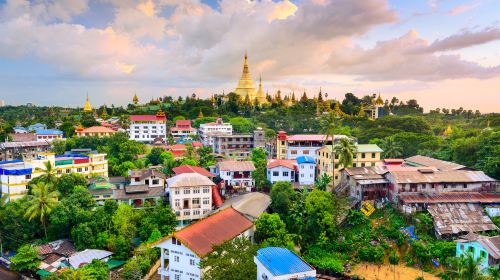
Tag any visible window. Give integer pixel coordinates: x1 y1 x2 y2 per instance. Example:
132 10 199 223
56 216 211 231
273 171 279 176
184 210 190 216
303 150 310 154
372 153 376 158
190 259 196 266
203 187 210 193
172 238 177 244
203 198 210 205
361 163 365 167
174 274 180 280
463 184 467 188
25 174 31 180
193 210 200 216
184 188 190 195
481 250 487 258
301 174 304 178
193 188 200 194
174 189 180 195
77 168 82 172
175 199 180 207
283 171 289 177
361 153 366 159
192 198 200 205
469 247 475 254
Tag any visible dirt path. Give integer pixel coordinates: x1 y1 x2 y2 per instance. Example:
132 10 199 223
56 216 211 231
350 263 440 280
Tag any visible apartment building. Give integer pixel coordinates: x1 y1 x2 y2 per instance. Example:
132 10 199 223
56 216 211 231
276 131 349 160
0 141 51 161
198 118 232 147
216 160 256 192
170 120 197 139
212 128 265 160
128 111 167 143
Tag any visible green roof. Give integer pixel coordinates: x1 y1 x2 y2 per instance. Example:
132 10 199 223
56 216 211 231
356 144 383 153
36 269 52 276
107 259 126 270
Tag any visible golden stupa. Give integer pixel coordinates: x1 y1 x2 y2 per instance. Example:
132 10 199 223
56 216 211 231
255 76 268 104
234 52 257 100
83 94 92 112
374 93 384 106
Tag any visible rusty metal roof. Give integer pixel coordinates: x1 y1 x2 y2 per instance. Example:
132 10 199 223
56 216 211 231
427 203 498 237
400 192 500 204
391 170 496 184
457 233 500 259
405 155 466 171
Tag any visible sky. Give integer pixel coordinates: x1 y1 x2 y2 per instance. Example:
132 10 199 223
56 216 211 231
0 0 499 112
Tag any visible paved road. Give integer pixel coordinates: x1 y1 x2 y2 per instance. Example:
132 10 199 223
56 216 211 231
0 266 20 280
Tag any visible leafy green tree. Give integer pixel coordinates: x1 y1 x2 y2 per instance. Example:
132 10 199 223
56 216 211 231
71 223 95 250
146 147 165 165
200 237 258 280
251 148 269 191
10 244 40 272
59 121 76 138
52 139 67 154
57 173 87 197
82 259 109 280
229 117 256 133
25 182 59 238
40 161 57 187
315 173 332 191
197 146 216 168
270 181 295 217
121 258 142 280
379 136 403 158
255 213 292 248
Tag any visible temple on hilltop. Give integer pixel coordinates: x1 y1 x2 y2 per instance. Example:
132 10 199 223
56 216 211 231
234 52 268 104
83 94 92 112
363 93 385 119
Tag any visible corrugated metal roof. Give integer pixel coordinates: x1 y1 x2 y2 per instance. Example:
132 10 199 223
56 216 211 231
217 160 255 172
256 247 314 276
172 165 215 177
457 233 500 259
405 155 466 171
1 141 50 148
400 192 500 204
428 203 498 237
68 249 113 269
391 170 496 184
167 173 214 188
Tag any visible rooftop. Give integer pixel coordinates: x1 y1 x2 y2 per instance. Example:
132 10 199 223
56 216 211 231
157 207 253 257
172 165 215 177
35 129 63 135
10 133 37 142
1 140 50 148
256 247 315 276
215 192 271 221
167 173 214 188
457 233 500 259
390 169 496 184
267 159 296 170
68 249 113 269
129 115 166 121
217 160 256 172
296 156 315 164
77 126 116 133
405 155 466 171
428 203 498 237
399 192 500 204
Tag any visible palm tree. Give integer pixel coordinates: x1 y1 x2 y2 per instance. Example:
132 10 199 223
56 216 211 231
463 253 484 280
488 266 500 280
446 255 466 280
40 161 57 187
315 173 332 191
24 182 59 238
334 137 357 189
379 136 403 159
320 112 341 190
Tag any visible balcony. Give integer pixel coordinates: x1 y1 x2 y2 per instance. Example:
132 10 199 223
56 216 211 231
157 266 169 276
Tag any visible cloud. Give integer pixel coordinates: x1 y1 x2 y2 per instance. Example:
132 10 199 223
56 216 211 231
448 2 481 16
413 27 500 53
0 0 89 22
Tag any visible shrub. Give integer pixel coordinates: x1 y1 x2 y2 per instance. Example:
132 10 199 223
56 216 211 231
358 246 384 264
389 251 399 265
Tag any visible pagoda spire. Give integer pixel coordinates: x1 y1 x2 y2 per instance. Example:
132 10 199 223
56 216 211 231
234 51 256 100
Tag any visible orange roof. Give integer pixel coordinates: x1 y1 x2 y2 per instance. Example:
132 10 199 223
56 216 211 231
77 126 116 133
174 207 253 257
267 159 296 170
172 165 215 177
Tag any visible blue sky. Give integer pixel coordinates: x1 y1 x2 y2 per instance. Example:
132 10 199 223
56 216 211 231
0 0 499 111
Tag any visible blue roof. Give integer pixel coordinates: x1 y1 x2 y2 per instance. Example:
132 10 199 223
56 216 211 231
36 129 63 135
296 156 315 164
256 247 314 276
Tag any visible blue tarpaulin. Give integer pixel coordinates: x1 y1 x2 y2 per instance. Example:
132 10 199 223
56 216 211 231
401 226 420 241
0 167 32 175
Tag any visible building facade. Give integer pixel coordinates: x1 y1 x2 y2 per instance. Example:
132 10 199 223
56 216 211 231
76 126 117 137
266 159 296 184
198 118 232 147
0 141 51 161
456 233 500 271
167 173 214 225
297 156 316 185
212 128 265 160
128 111 167 143
316 144 383 184
170 120 197 139
35 129 64 142
216 161 256 192
276 131 349 160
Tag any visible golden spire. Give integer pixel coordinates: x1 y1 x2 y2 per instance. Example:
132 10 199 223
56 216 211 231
156 108 166 118
255 75 268 105
375 93 384 106
83 93 92 112
234 52 257 101
357 104 366 117
133 93 139 104
443 124 453 136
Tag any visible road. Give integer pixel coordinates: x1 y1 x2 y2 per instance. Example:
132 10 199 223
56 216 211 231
0 266 20 280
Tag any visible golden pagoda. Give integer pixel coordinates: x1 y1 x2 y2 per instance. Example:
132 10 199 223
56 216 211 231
234 52 257 101
255 76 268 104
443 124 453 137
133 93 139 105
83 94 92 112
374 93 384 106
156 109 166 118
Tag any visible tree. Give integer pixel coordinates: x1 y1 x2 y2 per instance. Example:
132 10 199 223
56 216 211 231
197 146 215 168
82 259 109 280
334 137 356 189
52 139 67 154
59 121 76 138
40 161 57 186
255 213 292 248
229 117 256 133
251 148 269 191
146 147 165 166
270 182 295 217
315 173 332 191
121 258 142 280
10 244 40 272
320 112 341 188
25 182 59 238
200 237 258 280
379 136 403 158
57 173 87 197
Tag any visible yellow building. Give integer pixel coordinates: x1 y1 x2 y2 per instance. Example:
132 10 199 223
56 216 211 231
316 144 383 183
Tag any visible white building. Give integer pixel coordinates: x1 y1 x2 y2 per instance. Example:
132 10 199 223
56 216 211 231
266 159 296 184
170 120 197 139
167 173 215 225
255 247 316 280
198 118 232 147
129 112 167 143
0 152 108 202
152 207 254 280
296 156 315 185
216 160 256 192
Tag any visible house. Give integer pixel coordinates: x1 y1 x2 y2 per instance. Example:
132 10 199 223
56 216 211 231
152 207 254 280
316 143 383 185
275 131 349 160
172 165 215 178
170 120 197 139
254 247 316 280
128 111 167 143
88 176 116 205
212 192 271 221
35 129 63 142
266 159 297 184
212 128 265 160
456 233 500 271
10 133 37 142
167 173 215 225
399 192 500 213
427 203 498 239
113 169 166 207
296 156 316 186
166 142 203 159
13 126 28 134
76 126 117 137
341 166 390 204
36 239 77 274
0 152 108 202
27 123 47 132
216 160 256 192
0 140 51 161
68 249 113 269
198 118 232 147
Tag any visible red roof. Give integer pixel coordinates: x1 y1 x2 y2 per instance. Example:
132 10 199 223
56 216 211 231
175 120 192 126
286 134 330 142
130 115 166 121
171 150 185 157
172 165 215 177
174 207 253 256
267 159 296 170
192 141 203 148
170 144 186 150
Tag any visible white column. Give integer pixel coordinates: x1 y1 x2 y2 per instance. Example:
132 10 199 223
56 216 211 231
160 247 165 280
